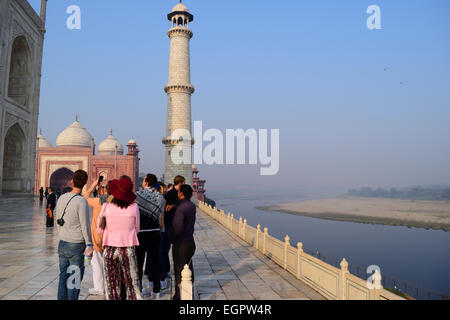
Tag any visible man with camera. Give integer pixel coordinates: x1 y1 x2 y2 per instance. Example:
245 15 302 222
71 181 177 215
54 170 93 300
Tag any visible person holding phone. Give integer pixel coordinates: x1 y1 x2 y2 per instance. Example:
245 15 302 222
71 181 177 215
84 175 109 296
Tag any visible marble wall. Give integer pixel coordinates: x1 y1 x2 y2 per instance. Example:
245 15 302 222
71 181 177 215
0 0 45 194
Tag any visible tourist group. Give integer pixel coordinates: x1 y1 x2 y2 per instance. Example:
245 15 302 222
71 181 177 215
43 171 196 300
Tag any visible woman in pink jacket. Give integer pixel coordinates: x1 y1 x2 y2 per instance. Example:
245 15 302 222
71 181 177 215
98 176 142 300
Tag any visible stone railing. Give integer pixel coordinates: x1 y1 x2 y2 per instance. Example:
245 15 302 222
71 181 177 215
197 201 405 300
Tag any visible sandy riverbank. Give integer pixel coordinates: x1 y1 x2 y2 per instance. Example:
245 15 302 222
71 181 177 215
257 197 450 231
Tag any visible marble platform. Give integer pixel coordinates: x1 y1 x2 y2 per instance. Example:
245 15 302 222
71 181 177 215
0 198 324 300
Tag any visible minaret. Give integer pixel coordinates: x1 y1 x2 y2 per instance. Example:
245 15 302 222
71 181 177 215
163 1 195 186
40 0 48 29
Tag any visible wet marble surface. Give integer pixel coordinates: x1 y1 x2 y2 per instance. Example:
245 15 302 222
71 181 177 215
0 198 171 300
0 198 324 300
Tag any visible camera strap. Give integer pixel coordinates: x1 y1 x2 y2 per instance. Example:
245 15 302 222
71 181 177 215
59 193 81 223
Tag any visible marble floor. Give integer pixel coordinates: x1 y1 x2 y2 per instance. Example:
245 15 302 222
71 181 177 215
0 198 324 300
0 198 171 300
193 209 325 300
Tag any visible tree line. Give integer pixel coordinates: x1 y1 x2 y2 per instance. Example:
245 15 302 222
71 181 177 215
347 186 450 200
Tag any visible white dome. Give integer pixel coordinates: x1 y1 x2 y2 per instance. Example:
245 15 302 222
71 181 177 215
98 131 124 155
127 138 137 145
172 2 189 12
37 130 53 148
56 118 93 148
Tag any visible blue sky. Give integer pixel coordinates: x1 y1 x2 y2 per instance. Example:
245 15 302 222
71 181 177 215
29 0 450 196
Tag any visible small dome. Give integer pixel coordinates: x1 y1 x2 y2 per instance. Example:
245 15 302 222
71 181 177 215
56 117 93 148
127 138 137 145
172 2 189 13
98 131 124 155
37 130 53 148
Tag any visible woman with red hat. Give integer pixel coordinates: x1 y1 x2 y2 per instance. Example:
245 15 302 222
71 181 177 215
97 176 142 300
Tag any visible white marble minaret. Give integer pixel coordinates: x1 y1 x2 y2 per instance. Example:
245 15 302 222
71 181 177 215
163 1 195 185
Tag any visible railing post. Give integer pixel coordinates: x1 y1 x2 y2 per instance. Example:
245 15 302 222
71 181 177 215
180 264 193 300
339 258 349 300
221 210 225 225
239 217 243 237
284 235 290 270
230 213 234 231
227 213 231 230
243 219 247 242
256 224 261 249
297 242 303 279
263 228 268 255
369 269 383 300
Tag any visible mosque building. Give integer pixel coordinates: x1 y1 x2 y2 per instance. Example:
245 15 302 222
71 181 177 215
34 116 139 193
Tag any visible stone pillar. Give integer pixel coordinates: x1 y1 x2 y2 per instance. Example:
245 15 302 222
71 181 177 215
339 258 349 300
263 228 268 255
243 219 247 241
284 235 290 270
230 213 234 231
297 242 303 279
239 217 243 237
180 264 193 300
256 224 261 249
369 269 383 300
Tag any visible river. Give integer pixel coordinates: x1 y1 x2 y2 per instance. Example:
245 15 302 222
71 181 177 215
206 192 450 299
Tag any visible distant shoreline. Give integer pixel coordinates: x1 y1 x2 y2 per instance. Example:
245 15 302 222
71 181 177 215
257 197 450 232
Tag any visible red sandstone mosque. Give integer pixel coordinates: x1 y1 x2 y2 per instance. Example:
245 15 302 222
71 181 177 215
34 117 140 193
34 116 208 200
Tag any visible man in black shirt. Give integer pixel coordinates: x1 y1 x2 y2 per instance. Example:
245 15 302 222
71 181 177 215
160 175 185 285
167 184 196 300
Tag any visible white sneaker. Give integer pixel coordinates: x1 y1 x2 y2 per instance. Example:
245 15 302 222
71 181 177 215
88 288 104 296
160 279 168 289
152 292 160 300
142 286 152 297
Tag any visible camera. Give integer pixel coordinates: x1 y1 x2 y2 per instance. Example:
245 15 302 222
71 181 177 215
57 218 65 226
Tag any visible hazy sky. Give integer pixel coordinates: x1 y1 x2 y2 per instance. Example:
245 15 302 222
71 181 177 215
29 0 450 196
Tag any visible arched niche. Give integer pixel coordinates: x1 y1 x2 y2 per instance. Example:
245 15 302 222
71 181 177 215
2 123 27 193
8 36 32 108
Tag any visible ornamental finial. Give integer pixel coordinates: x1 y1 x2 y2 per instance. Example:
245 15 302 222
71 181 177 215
75 114 79 122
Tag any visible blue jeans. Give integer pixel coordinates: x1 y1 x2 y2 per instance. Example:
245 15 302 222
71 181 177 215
57 240 86 300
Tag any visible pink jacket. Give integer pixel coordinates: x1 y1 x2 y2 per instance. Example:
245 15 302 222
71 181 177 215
97 203 140 248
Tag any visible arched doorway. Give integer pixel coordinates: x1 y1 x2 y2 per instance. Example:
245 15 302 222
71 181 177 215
8 36 32 107
2 123 27 193
50 168 74 194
